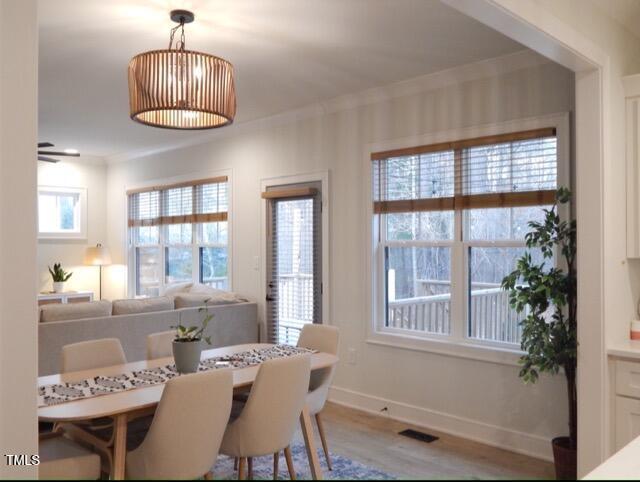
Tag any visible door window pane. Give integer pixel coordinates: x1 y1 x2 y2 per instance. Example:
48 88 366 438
273 197 317 345
200 247 228 289
385 246 451 335
165 247 192 284
136 247 161 297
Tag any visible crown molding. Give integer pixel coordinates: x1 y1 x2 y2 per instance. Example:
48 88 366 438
106 49 552 165
38 154 107 167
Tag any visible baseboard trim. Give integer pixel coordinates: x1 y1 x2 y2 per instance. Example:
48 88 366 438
328 386 553 462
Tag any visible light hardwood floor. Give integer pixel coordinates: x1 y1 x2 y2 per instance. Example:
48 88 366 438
295 402 555 479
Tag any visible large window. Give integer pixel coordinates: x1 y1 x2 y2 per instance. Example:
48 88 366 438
372 128 558 348
128 177 229 297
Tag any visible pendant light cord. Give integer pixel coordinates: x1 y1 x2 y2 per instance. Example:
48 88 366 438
168 18 186 51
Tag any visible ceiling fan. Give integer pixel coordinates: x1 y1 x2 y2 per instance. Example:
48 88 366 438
38 142 80 163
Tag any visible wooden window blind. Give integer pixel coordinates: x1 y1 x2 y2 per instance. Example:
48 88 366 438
372 128 557 214
266 186 322 345
128 176 228 227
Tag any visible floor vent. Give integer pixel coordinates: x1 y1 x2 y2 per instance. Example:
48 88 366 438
399 429 439 443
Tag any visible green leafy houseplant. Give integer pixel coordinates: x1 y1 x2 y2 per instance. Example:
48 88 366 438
171 300 213 345
501 188 577 463
48 263 73 282
170 300 214 374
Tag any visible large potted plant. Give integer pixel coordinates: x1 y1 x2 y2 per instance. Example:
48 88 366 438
171 301 213 374
48 263 73 293
501 187 577 480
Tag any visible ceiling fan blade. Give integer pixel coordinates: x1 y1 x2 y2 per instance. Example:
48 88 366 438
38 142 54 148
37 150 80 157
38 155 60 163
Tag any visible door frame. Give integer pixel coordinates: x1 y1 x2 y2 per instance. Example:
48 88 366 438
260 171 330 342
442 0 608 474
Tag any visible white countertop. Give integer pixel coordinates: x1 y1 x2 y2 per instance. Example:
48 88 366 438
607 340 640 361
584 435 640 479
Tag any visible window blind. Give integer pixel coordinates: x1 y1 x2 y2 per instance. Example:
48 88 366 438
267 191 321 345
128 176 228 227
372 128 557 213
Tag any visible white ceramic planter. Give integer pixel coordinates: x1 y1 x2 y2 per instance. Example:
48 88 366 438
52 282 65 293
172 340 203 374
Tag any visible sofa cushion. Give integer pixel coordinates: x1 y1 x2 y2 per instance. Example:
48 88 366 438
188 284 249 302
162 282 193 297
112 296 174 316
40 300 112 323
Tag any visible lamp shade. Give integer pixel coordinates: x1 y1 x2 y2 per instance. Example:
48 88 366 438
128 49 236 130
84 244 112 266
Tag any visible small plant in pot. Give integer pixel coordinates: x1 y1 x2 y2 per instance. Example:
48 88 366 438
171 300 213 374
501 187 576 480
48 263 73 293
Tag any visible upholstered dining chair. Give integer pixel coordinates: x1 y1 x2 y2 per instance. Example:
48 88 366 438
125 369 233 480
297 324 340 470
59 338 133 475
61 338 126 373
146 330 175 360
220 354 311 480
39 431 101 480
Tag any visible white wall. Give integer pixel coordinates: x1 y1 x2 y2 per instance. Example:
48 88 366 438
37 158 108 296
0 0 38 477
106 53 575 459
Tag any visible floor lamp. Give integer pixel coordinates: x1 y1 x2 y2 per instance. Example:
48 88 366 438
84 244 112 300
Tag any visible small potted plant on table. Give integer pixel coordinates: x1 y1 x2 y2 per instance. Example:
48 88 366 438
501 187 577 480
48 263 73 293
171 302 213 373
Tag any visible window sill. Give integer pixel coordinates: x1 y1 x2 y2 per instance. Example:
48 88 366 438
366 330 524 366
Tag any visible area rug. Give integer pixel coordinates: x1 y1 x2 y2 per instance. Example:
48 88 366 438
212 443 396 480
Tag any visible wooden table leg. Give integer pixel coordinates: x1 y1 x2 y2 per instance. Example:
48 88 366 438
299 405 323 480
112 414 128 480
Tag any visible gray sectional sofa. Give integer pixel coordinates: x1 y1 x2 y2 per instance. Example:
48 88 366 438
38 300 259 376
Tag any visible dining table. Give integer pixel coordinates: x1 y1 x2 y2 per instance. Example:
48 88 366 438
38 343 339 480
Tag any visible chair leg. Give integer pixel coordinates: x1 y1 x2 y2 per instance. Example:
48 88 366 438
248 457 254 479
234 457 239 470
284 446 296 480
238 457 246 480
273 452 279 480
315 412 332 471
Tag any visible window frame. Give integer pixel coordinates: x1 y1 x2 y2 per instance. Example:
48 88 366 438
37 186 88 240
126 171 232 298
365 113 570 365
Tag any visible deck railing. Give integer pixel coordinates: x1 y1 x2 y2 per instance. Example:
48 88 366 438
388 280 524 345
276 273 314 345
273 275 525 346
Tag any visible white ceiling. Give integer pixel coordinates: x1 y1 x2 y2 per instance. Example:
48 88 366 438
38 0 524 159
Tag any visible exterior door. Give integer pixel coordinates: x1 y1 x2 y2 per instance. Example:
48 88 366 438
264 182 322 345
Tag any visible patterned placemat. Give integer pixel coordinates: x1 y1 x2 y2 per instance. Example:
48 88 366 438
38 345 313 407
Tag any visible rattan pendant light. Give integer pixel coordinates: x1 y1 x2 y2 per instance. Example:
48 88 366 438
128 10 236 130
